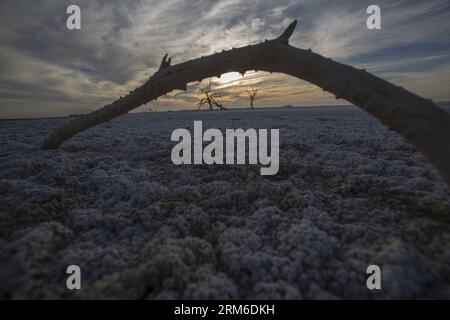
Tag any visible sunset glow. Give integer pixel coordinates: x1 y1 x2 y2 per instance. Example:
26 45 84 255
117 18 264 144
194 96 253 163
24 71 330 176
215 72 243 85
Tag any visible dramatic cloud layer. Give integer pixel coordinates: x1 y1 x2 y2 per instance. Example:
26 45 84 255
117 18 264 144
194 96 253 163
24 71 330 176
0 0 449 118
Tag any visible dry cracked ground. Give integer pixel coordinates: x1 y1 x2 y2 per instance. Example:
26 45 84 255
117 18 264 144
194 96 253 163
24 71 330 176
1 105 450 299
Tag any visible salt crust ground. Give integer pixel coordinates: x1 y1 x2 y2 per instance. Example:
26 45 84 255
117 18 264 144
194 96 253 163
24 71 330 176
1 105 449 299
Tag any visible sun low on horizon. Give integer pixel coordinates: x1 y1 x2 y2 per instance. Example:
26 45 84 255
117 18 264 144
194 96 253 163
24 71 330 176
213 72 243 85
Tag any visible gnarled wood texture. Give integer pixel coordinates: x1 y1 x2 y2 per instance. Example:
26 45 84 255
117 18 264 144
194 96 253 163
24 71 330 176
42 20 450 185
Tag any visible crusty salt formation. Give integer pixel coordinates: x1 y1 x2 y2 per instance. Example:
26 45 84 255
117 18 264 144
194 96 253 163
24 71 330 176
3 106 450 299
41 20 450 185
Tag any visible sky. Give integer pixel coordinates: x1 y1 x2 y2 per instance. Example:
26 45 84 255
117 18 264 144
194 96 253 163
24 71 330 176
0 0 449 118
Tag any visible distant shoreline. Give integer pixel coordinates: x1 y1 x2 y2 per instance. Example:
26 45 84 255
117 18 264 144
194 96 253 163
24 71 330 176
1 101 449 122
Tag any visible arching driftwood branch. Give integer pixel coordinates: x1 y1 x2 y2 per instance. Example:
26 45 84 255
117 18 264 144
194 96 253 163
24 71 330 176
41 20 450 185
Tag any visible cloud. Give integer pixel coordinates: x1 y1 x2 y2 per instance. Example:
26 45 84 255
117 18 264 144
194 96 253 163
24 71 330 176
383 64 450 101
0 0 449 118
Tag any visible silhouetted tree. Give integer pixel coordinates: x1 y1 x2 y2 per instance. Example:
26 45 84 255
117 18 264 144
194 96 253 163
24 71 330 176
247 87 258 109
198 79 226 110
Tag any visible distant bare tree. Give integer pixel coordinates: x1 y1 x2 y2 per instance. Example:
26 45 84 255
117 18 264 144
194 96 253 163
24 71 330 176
247 87 258 109
198 78 226 110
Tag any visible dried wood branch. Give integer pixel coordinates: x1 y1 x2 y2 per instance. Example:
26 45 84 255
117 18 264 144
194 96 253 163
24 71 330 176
41 20 450 185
